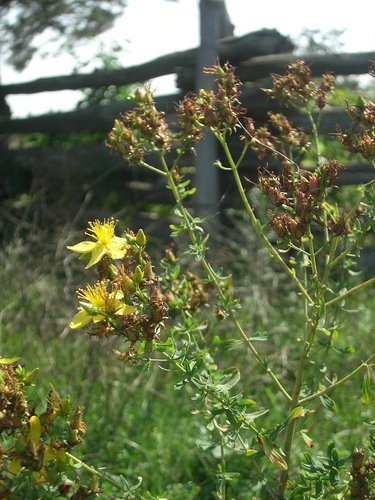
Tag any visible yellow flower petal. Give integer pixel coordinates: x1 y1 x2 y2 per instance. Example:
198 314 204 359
32 471 45 483
86 244 107 268
92 314 106 323
69 310 93 329
28 416 41 447
9 457 21 477
43 445 58 461
70 309 106 329
118 304 136 315
67 241 96 254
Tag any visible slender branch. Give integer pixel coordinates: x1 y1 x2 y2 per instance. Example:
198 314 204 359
326 276 375 307
66 453 146 499
300 350 375 404
278 313 320 498
139 160 168 177
157 150 292 402
215 133 314 306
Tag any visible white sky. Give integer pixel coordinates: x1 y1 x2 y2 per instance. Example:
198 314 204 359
2 0 375 118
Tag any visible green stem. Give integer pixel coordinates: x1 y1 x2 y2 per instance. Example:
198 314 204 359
300 350 375 404
321 234 338 285
325 276 375 307
66 452 146 499
278 314 320 498
307 228 320 296
156 151 292 401
139 160 167 177
216 134 313 306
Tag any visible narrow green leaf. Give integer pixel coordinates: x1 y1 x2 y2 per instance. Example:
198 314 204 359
216 339 243 352
174 379 188 391
332 345 355 355
210 335 220 347
257 434 288 470
287 406 304 422
246 448 257 457
317 300 326 329
364 189 374 203
320 393 337 412
153 338 174 353
249 331 270 341
238 399 257 406
0 357 20 365
315 479 323 498
244 408 269 423
300 430 314 448
215 368 240 392
136 361 151 372
362 367 372 406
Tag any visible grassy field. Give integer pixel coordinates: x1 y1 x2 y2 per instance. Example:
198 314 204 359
1 200 374 499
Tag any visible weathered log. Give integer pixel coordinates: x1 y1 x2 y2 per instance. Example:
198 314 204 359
177 51 375 90
0 29 293 97
0 85 352 135
0 94 182 134
236 51 375 81
2 141 373 196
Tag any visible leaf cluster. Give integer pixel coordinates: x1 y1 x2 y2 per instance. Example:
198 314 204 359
1 0 127 70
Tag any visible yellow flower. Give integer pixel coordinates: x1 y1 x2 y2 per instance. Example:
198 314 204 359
27 415 41 448
70 281 136 329
67 219 127 268
8 457 21 477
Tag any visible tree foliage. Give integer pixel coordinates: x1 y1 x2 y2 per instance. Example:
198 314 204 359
0 0 128 70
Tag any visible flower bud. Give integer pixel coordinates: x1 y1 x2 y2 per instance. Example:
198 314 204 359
222 274 232 290
134 265 144 284
107 263 119 280
122 275 136 292
88 475 99 492
143 260 153 279
356 93 367 108
133 88 143 103
351 450 365 471
135 229 147 247
56 448 66 472
67 427 79 445
43 444 57 461
23 367 39 386
112 119 123 137
70 406 83 431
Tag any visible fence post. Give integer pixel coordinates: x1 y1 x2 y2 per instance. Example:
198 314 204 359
193 0 233 224
0 96 11 148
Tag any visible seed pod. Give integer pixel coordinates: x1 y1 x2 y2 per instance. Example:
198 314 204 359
308 175 320 196
287 218 305 240
203 104 218 126
268 187 288 207
352 450 365 471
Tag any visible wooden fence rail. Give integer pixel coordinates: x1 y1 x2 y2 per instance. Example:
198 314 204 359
1 29 375 227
